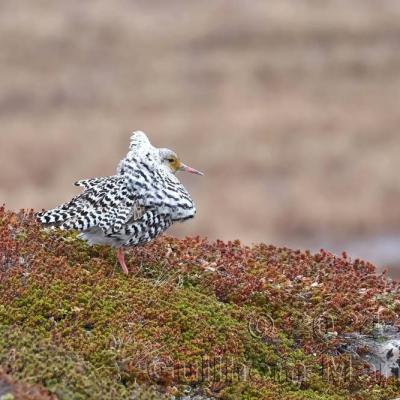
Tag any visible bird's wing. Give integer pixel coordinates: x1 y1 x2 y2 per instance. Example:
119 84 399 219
74 177 112 189
37 175 146 233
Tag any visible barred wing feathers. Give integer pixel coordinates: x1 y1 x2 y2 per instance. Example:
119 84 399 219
37 176 145 234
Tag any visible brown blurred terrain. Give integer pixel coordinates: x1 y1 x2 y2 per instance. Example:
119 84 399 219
1 0 400 274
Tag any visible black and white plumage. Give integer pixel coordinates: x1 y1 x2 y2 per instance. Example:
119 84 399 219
37 131 203 274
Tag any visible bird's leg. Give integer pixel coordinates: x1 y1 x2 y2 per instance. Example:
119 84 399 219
116 248 129 275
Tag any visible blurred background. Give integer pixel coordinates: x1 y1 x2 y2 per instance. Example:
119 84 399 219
1 0 400 276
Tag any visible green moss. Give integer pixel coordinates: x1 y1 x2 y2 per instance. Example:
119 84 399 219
0 325 166 400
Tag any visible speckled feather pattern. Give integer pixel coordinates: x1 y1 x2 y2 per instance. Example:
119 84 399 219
37 131 197 248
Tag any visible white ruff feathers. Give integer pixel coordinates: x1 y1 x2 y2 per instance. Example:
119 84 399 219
37 131 198 249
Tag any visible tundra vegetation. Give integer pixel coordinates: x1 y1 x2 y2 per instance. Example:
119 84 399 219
0 207 399 399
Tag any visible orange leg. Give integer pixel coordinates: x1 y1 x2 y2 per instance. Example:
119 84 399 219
116 248 129 275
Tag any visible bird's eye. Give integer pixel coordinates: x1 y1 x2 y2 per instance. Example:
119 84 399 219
167 158 175 163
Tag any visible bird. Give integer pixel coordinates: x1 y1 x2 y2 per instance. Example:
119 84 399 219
37 131 203 274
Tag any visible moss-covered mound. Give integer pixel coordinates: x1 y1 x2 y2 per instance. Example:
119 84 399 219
0 207 399 399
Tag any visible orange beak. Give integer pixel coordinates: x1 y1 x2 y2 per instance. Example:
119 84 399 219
179 163 204 176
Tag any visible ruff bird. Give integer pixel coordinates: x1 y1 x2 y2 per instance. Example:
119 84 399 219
37 131 203 274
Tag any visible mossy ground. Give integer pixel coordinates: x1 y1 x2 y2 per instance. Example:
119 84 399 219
0 208 400 399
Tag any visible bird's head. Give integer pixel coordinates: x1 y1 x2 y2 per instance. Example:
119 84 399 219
159 148 203 176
